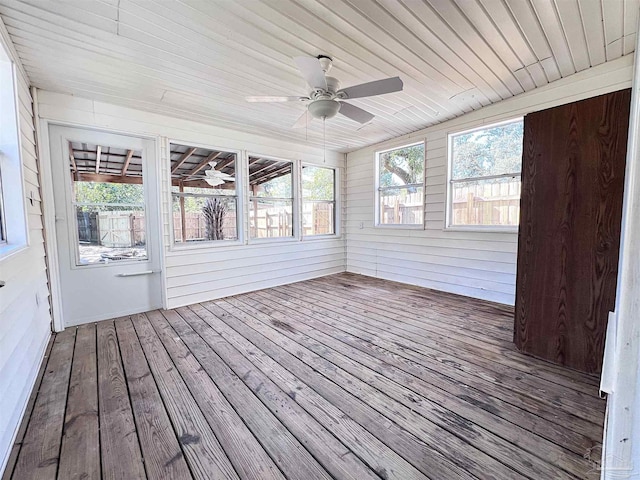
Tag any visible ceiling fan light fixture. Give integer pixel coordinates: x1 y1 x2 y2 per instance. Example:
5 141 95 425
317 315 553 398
308 99 340 120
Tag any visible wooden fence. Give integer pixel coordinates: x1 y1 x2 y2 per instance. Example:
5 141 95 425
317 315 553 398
380 190 423 224
451 179 521 226
82 202 336 245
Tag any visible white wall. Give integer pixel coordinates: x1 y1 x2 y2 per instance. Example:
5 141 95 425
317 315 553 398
0 21 51 476
602 34 640 478
345 54 634 305
36 90 346 312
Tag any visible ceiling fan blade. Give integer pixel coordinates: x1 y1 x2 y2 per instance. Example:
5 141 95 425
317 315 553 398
292 110 313 129
245 95 307 103
294 56 327 90
338 76 403 99
338 102 375 124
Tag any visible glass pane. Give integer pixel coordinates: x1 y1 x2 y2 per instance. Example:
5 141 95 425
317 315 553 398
451 120 523 180
172 195 237 242
303 201 334 235
450 177 521 226
69 142 147 265
169 145 236 195
249 199 293 238
249 157 292 198
302 166 334 201
74 182 147 265
379 186 424 225
378 143 424 188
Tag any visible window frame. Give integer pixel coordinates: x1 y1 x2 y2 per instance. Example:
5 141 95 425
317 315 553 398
167 140 244 250
0 166 7 245
445 117 523 232
374 141 426 229
301 163 339 239
247 153 298 244
0 50 28 260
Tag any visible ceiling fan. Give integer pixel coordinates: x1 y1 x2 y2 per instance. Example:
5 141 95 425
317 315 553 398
246 55 403 128
204 161 235 187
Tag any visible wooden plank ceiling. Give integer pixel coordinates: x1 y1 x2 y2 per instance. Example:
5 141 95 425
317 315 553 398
0 0 636 152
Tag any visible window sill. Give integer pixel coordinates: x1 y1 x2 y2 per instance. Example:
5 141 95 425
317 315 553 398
444 225 519 234
301 234 341 241
0 243 28 262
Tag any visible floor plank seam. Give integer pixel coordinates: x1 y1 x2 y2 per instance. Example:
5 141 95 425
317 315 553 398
128 314 194 480
115 317 154 480
298 280 590 391
176 305 355 480
274 283 603 430
202 300 477 479
7 274 604 480
55 327 78 480
243 292 586 479
306 277 600 392
165 308 298 480
4 336 56 480
223 297 537 479
149 310 262 480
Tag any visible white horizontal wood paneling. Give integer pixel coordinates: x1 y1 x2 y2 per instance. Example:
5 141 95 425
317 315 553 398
0 0 636 152
36 89 346 311
345 55 634 305
0 18 51 476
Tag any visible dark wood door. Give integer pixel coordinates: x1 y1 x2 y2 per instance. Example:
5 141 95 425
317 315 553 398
514 89 630 374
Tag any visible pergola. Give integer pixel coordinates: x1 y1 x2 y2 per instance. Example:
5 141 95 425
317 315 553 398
68 141 292 189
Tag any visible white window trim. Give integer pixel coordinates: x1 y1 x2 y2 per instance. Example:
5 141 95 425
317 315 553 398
167 139 244 251
301 162 340 239
246 152 299 244
445 117 523 232
374 140 426 229
0 56 29 261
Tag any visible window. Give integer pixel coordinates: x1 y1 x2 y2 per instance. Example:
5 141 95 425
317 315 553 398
0 42 27 256
249 156 294 239
447 119 523 229
71 143 148 264
0 169 6 244
302 165 336 236
376 142 425 226
170 144 239 244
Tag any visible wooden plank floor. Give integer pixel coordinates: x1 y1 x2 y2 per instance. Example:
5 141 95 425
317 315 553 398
4 273 605 480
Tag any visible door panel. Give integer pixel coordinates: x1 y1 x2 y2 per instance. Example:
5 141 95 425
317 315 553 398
514 89 631 374
49 126 162 327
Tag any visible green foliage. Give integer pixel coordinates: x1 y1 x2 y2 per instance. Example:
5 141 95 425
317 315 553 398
256 173 293 198
302 166 334 201
451 121 523 180
74 181 144 211
379 144 424 188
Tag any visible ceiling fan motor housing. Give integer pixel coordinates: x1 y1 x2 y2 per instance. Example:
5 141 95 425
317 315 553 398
308 99 341 120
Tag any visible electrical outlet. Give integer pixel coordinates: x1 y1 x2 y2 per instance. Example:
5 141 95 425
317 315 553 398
359 222 364 229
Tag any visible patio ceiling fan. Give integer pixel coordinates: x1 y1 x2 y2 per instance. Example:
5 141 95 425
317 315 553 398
245 55 403 128
204 161 235 187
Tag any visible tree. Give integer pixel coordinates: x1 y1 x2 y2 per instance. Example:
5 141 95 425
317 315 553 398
452 121 523 180
379 144 424 188
302 167 333 200
74 181 144 209
259 173 292 198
